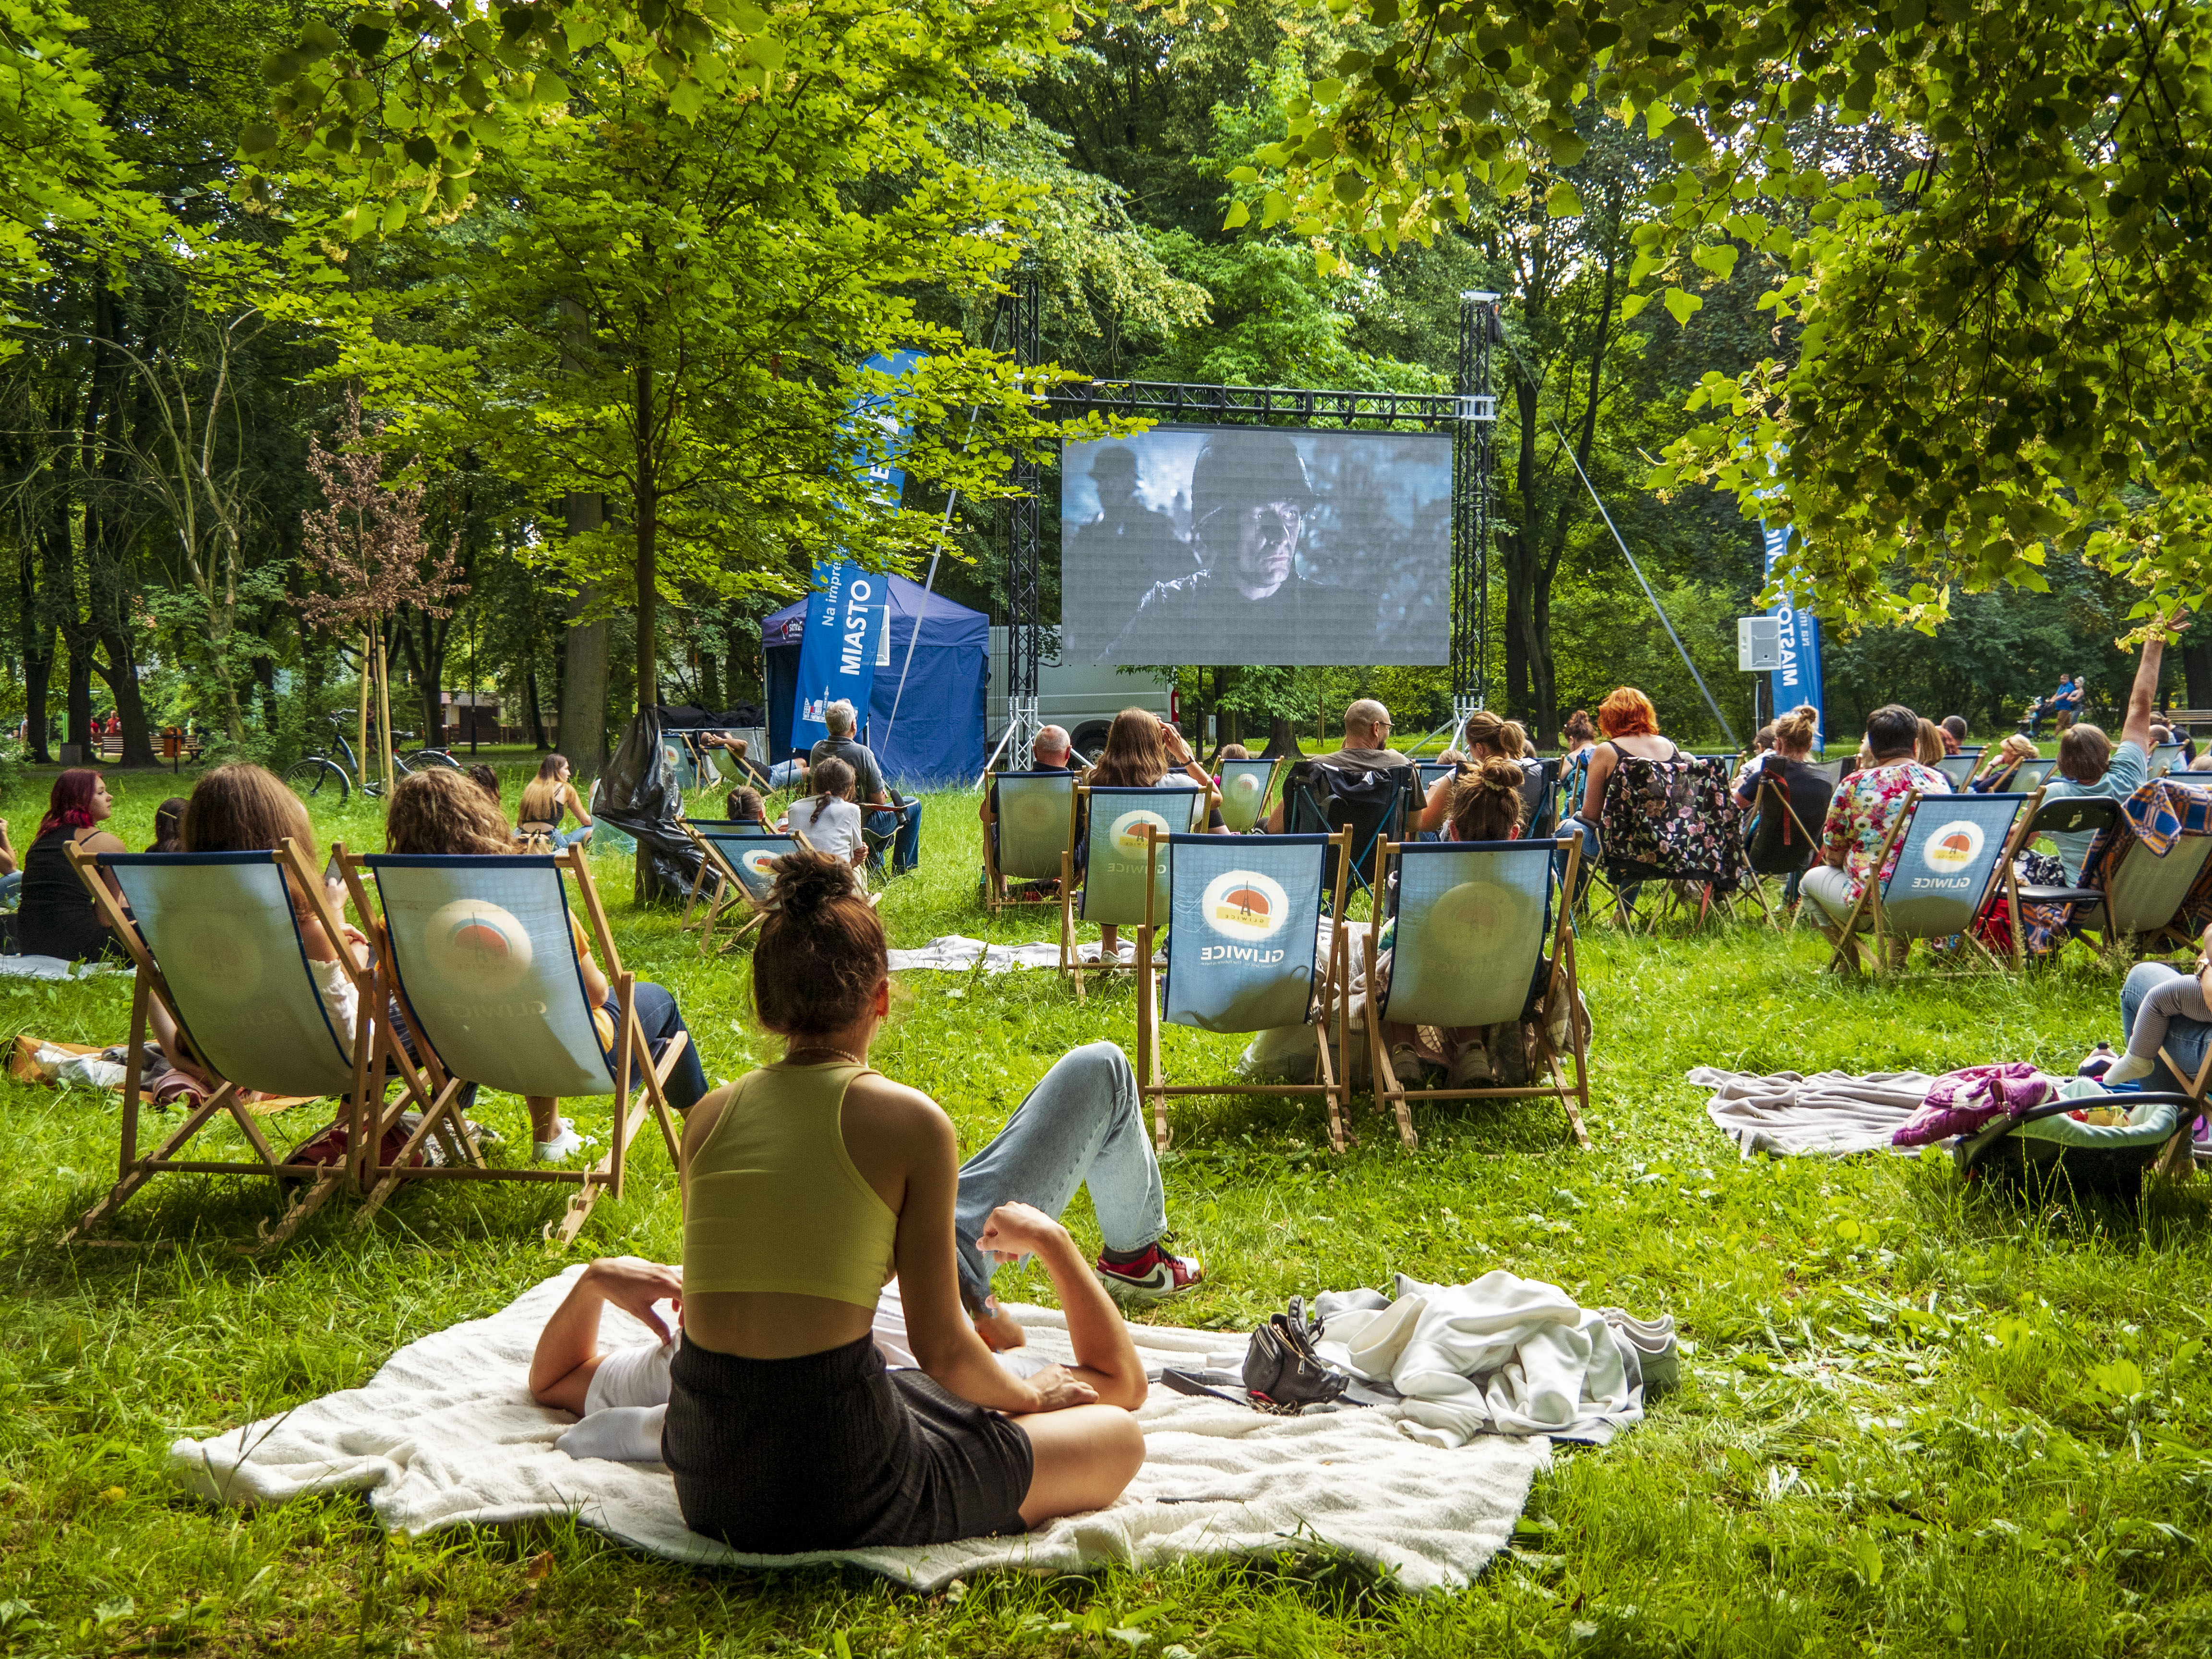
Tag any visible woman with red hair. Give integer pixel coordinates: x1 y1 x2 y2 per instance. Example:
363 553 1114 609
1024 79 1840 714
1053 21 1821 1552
16 769 129 962
1559 686 1682 871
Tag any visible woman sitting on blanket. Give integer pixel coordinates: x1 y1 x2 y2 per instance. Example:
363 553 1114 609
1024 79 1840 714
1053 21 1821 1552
1376 758 1546 1091
539 849 1153 1549
383 769 710 1162
16 769 132 963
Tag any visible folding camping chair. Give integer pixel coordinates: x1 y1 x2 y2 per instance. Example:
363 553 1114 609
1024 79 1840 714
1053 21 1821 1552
1216 757 1281 834
1519 757 1562 840
677 819 805 953
1818 791 2031 974
58 841 424 1249
1133 828 1352 1152
1362 836 1591 1152
1281 760 1415 915
982 770 1079 912
1060 782 1211 997
1589 752 1748 931
860 798 918 879
1739 771 1829 927
351 845 689 1246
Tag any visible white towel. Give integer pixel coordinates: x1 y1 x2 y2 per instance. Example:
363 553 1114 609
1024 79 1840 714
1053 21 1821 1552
167 1266 1549 1593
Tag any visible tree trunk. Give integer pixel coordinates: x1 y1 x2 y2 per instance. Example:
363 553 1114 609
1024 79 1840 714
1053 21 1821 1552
1261 714 1304 760
634 357 659 723
559 496 610 777
2184 636 2212 713
525 655 550 748
65 643 92 757
19 548 51 762
94 623 158 766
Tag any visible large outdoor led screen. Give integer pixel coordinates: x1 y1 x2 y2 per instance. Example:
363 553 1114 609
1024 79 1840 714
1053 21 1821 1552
1061 426 1453 667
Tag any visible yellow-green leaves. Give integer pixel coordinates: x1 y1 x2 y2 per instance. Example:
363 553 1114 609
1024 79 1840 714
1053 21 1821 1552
1545 180 1583 218
1661 289 1701 326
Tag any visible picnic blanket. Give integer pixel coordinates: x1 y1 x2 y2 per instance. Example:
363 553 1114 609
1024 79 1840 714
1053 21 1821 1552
168 1265 1550 1592
886 936 1146 974
0 952 125 980
1689 1067 1934 1157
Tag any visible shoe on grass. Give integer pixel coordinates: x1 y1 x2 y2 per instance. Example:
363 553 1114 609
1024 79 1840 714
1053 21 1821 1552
534 1125 585 1163
1095 1241 1204 1303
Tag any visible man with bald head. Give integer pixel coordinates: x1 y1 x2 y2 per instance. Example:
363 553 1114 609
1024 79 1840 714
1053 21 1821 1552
1263 698 1411 832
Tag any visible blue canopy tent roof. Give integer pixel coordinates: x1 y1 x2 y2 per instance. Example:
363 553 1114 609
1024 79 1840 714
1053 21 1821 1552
763 573 986 787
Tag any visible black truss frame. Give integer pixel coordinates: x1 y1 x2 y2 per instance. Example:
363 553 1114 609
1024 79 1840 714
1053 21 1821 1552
1000 269 1498 714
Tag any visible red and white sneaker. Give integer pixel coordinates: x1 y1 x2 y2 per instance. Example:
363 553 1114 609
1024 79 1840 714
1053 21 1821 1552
1095 1242 1204 1303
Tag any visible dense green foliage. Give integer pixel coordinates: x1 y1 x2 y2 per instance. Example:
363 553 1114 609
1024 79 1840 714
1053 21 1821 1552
5 772 2212 1653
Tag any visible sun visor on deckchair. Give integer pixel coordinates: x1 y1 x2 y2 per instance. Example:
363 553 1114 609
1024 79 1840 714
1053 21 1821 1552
1378 840 1551 1030
1879 793 2026 937
1160 833 1328 1034
107 853 360 1101
1080 785 1203 926
1216 759 1278 833
995 771 1078 881
367 854 617 1100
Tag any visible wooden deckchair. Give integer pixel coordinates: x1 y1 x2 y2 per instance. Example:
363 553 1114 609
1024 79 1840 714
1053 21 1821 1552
1059 781 1212 997
58 840 429 1250
982 769 1079 913
1361 836 1591 1151
1818 791 2032 974
349 845 688 1246
1134 828 1352 1152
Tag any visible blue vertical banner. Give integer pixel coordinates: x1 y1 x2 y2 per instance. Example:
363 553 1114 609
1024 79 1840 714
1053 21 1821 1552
789 350 924 754
1761 522 1825 744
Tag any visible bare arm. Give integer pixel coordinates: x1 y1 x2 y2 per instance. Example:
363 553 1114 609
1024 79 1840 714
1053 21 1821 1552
528 1257 684 1414
976 1205 1145 1408
1577 746 1615 822
897 1112 1097 1415
1414 774 1452 833
564 781 593 827
2123 613 2185 753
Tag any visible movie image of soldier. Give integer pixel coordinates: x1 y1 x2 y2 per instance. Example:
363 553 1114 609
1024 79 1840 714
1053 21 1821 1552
1068 444 1190 626
1101 431 1316 663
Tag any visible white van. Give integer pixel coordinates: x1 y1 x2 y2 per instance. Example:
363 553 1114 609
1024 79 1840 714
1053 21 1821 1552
987 626 1172 763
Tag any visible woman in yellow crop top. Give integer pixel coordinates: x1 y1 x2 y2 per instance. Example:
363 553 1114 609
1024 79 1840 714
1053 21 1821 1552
665 849 1147 1552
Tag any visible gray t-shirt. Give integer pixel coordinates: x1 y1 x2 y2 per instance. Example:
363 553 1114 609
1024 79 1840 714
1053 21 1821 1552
1320 746 1412 773
2041 739 2145 880
808 735 887 804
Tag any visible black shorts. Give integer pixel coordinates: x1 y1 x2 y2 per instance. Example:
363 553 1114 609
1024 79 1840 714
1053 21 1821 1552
663 1331 1034 1551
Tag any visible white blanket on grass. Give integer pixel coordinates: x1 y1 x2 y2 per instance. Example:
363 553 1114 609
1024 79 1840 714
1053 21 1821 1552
1690 1066 1933 1157
885 935 1152 974
167 1266 1549 1592
0 952 124 980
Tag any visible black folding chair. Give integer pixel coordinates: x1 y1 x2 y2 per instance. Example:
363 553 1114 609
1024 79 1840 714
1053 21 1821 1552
1281 760 1415 914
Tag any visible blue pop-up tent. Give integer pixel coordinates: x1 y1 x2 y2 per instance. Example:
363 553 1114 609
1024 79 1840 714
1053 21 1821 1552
764 573 987 787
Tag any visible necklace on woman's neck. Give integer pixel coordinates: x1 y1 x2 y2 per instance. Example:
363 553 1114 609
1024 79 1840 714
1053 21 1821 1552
786 1044 867 1068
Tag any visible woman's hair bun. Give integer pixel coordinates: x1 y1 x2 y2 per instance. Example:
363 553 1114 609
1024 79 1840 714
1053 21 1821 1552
768 847 860 917
1475 755 1524 792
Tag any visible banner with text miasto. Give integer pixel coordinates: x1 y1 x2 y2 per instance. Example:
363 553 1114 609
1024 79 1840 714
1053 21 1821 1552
789 349 925 755
1761 522 1826 741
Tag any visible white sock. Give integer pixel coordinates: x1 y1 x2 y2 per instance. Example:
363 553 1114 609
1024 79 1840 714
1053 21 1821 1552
555 1403 667 1463
2103 1051 2157 1084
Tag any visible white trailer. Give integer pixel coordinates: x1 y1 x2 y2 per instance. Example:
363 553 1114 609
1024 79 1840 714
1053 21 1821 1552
986 626 1173 763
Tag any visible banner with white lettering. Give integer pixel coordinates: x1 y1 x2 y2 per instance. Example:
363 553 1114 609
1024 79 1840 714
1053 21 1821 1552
1761 522 1825 744
788 350 923 754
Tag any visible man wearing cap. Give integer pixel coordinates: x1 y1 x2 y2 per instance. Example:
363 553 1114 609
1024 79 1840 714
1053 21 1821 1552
1101 432 1316 661
1071 445 1189 623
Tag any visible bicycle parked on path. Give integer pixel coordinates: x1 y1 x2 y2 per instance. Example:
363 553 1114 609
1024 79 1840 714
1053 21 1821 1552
284 716 460 803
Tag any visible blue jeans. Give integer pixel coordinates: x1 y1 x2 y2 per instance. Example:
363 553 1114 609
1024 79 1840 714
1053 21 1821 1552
628 981 709 1111
2122 962 2211 1091
951 1041 1166 1312
870 801 924 874
0 870 19 911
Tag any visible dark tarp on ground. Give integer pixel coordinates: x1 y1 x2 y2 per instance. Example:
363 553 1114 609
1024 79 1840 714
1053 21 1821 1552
763 572 986 787
592 708 702 903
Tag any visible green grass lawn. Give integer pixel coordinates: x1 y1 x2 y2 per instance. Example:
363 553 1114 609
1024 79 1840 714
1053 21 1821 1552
4 767 2212 1656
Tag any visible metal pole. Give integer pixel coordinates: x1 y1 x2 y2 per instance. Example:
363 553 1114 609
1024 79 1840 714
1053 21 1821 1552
1551 419 1740 749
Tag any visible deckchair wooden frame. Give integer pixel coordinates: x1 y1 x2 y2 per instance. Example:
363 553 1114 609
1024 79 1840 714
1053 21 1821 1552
675 819 810 955
982 769 1081 914
57 839 434 1251
1820 791 2029 977
1362 835 1593 1153
344 844 689 1247
1133 827 1354 1154
1058 780 1216 998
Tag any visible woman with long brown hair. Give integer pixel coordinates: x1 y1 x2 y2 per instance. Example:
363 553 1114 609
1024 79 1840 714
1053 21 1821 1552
384 768 708 1161
518 753 594 849
663 847 1145 1551
1080 707 1226 958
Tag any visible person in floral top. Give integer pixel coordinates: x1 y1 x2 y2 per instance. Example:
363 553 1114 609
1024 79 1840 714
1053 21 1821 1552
1802 705 1950 950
